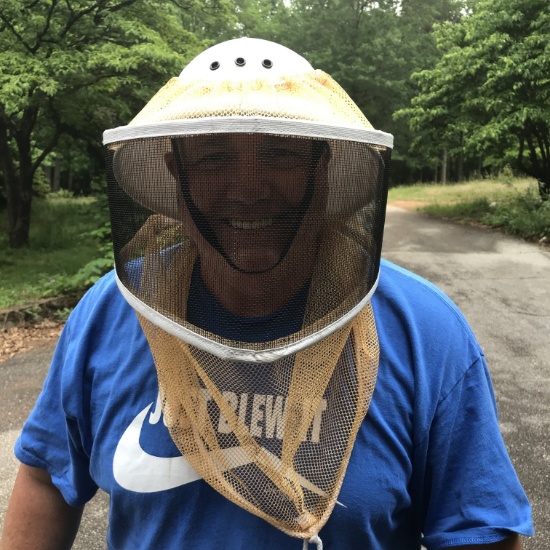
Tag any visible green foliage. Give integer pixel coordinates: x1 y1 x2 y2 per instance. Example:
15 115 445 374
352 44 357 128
232 0 290 41
52 307 73 322
266 0 466 182
0 196 102 308
424 191 550 241
30 195 97 249
482 189 550 240
389 175 533 203
391 178 550 242
68 181 115 289
0 0 192 138
47 178 116 292
0 0 238 247
396 0 550 182
423 197 492 220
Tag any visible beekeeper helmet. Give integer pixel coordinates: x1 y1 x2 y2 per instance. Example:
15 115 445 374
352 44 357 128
103 37 392 543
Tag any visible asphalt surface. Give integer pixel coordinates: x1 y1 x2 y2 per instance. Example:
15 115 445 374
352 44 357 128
0 204 548 549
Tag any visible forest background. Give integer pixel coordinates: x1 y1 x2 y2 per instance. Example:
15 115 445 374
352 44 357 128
0 0 549 314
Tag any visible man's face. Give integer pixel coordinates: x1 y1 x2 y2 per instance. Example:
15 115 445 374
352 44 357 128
177 133 326 273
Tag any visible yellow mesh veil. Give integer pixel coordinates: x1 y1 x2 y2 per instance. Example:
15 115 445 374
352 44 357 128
133 217 379 538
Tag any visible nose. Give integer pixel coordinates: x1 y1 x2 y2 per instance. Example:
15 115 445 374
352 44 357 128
225 146 272 205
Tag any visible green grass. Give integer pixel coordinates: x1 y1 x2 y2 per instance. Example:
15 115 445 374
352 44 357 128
0 195 102 309
389 177 550 242
389 177 533 204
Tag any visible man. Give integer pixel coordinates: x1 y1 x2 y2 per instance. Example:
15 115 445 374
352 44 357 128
1 38 533 549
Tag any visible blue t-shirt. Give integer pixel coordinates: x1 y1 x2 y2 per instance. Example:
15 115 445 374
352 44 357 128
15 260 533 549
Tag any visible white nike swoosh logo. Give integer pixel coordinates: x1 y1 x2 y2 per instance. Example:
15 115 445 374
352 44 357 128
113 403 344 506
113 403 201 492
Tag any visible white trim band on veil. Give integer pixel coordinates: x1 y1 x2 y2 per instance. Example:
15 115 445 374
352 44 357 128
115 270 380 364
103 117 394 148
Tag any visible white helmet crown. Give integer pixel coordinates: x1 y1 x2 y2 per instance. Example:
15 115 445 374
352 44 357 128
180 37 313 80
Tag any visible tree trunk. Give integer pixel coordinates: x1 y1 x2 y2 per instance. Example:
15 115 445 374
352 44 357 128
44 165 53 189
6 136 35 248
456 154 463 182
7 190 32 248
441 148 447 184
457 134 464 182
68 167 73 191
0 118 25 247
53 156 61 192
7 167 34 248
1 100 61 247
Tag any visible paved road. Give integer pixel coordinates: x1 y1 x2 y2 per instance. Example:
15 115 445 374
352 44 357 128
1 205 548 548
382 205 549 550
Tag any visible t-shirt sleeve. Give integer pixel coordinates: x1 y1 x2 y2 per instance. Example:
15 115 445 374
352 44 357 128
419 354 534 548
14 319 98 507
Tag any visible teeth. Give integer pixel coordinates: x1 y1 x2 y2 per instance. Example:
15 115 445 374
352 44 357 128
229 219 273 229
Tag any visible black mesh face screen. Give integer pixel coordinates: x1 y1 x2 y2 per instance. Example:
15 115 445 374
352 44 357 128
171 135 328 274
105 133 390 351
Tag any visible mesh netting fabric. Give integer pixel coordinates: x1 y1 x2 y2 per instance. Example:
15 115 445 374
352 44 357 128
107 134 389 357
138 301 378 539
107 135 383 534
128 70 373 130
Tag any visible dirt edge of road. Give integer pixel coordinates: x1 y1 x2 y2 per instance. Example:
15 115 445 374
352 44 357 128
1 320 64 364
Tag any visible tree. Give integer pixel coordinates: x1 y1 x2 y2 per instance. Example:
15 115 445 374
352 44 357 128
397 0 550 185
231 0 291 42
0 0 233 248
185 0 465 183
252 0 465 183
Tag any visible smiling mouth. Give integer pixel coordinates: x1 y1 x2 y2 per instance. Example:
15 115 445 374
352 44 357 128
228 219 274 230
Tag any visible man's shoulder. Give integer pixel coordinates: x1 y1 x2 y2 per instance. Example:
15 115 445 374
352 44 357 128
67 269 133 327
374 261 484 414
378 259 451 300
58 270 146 368
374 259 479 350
376 259 465 319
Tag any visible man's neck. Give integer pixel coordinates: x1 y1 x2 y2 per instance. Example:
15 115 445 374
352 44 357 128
200 263 311 318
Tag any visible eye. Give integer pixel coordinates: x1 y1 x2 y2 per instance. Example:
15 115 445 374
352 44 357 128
271 147 299 157
263 146 304 160
192 151 235 170
262 147 308 169
203 152 228 162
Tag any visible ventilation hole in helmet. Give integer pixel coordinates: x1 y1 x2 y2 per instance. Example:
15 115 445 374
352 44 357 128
210 61 220 70
262 59 273 69
235 57 246 67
